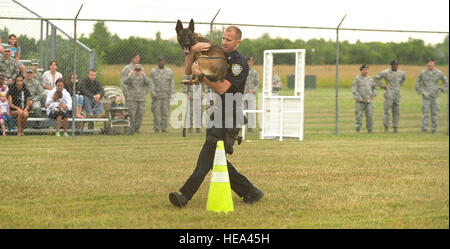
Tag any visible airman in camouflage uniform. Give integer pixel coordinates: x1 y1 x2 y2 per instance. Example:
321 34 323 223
181 75 209 133
352 64 377 133
374 60 406 133
244 56 259 131
24 67 44 118
31 59 44 87
415 58 449 134
0 45 19 86
121 52 141 93
149 56 176 133
272 74 282 95
122 64 151 133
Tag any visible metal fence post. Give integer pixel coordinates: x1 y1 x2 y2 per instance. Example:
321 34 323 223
335 15 346 135
39 19 44 70
45 21 49 68
89 51 95 70
210 9 221 41
50 24 56 61
72 4 84 139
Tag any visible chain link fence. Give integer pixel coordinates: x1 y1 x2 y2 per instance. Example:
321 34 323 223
0 0 448 137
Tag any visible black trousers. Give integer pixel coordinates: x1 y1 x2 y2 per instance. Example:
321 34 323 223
179 127 255 201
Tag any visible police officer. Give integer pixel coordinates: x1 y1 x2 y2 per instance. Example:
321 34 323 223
169 26 263 208
149 56 175 133
374 60 406 133
352 64 377 133
0 45 19 87
123 64 151 133
415 58 449 134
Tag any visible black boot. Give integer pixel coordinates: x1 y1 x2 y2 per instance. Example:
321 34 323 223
243 187 264 204
169 192 188 208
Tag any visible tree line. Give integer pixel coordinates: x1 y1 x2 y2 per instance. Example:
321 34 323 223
2 22 449 67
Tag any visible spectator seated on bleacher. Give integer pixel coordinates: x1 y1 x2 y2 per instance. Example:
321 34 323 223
24 67 45 118
45 78 72 137
80 69 105 119
7 75 31 136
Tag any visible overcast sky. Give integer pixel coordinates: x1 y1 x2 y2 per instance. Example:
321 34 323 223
5 0 450 44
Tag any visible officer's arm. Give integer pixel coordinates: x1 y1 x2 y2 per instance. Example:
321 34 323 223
203 78 231 95
415 73 423 95
253 74 260 93
372 79 378 97
374 71 386 89
439 72 449 92
352 77 362 101
400 72 406 86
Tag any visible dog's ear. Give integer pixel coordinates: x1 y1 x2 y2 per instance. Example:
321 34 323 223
188 19 195 32
176 20 183 33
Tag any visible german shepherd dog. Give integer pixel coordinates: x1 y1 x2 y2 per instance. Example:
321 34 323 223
176 19 228 84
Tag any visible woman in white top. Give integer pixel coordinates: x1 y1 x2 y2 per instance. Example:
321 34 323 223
45 78 72 137
42 60 63 97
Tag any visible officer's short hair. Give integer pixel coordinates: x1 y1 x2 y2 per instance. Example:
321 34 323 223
390 59 398 65
427 58 434 63
360 64 368 71
225 26 242 40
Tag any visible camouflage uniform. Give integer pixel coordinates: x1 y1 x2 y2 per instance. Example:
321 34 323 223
149 67 176 132
180 75 209 132
415 68 449 133
244 69 259 130
0 55 19 84
352 74 377 132
25 77 44 117
272 74 282 95
31 59 44 87
374 68 406 132
123 73 151 133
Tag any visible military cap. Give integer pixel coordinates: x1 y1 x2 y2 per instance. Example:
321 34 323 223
31 59 39 65
134 64 142 71
360 64 369 71
390 59 398 65
157 56 165 61
26 67 34 73
2 44 11 51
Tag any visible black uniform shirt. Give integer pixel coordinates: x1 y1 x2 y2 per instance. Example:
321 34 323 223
216 49 249 128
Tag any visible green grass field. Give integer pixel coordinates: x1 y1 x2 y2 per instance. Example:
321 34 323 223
0 86 448 228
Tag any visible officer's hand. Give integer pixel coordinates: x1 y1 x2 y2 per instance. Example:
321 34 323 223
191 42 211 53
191 61 202 77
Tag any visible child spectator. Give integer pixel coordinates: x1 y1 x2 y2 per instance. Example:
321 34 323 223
0 92 13 132
0 73 8 93
8 34 26 77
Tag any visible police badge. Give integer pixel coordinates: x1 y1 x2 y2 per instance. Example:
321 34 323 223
231 64 243 76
